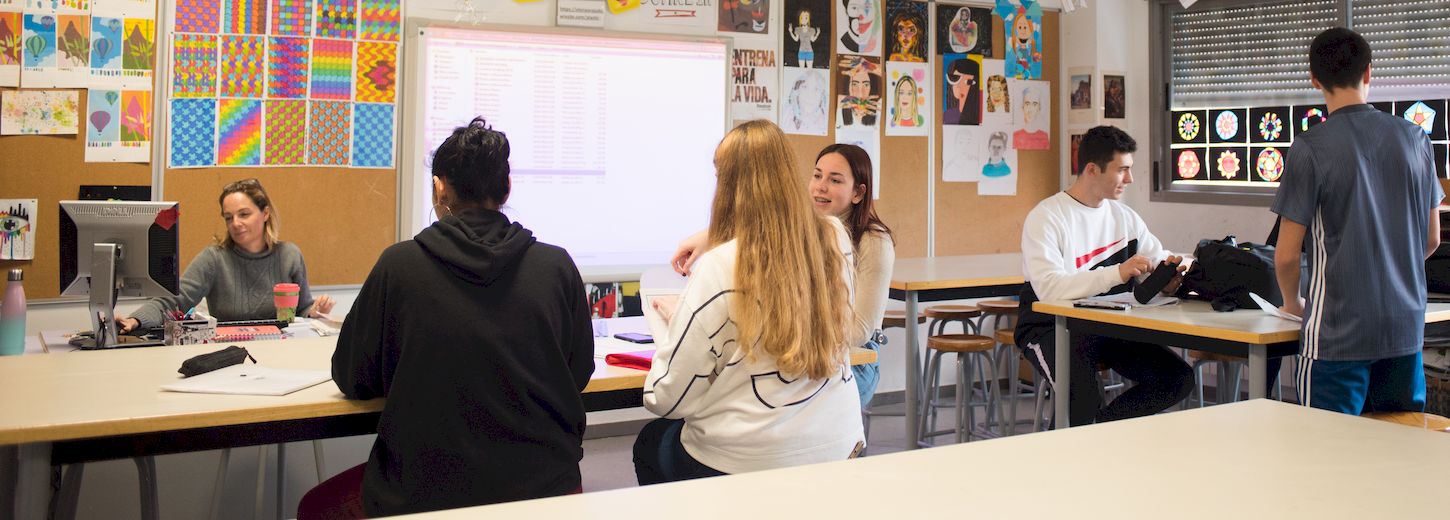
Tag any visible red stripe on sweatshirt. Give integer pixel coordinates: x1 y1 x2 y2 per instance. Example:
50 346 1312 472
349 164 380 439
1075 238 1125 268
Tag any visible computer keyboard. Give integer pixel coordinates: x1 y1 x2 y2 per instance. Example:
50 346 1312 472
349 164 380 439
217 319 292 329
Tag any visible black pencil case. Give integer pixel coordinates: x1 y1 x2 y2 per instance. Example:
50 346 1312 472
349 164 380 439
178 345 257 378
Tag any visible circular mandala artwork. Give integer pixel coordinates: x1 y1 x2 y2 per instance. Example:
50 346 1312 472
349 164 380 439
1216 150 1241 179
1257 147 1284 182
1177 113 1200 141
1300 107 1326 132
1258 112 1283 141
1215 110 1239 141
1177 150 1201 179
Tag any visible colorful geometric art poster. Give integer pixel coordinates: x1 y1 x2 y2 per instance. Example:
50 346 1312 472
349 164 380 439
835 53 881 129
310 38 351 100
718 0 768 35
119 17 154 90
884 61 927 136
266 36 307 98
780 66 828 136
782 0 827 69
176 0 221 34
1010 78 1049 150
264 99 305 164
86 88 148 161
269 0 311 37
89 17 124 85
169 98 217 167
1400 99 1448 141
941 53 980 126
354 41 395 103
883 0 925 63
1207 148 1246 182
220 34 264 97
1251 146 1285 182
19 12 58 86
172 33 217 97
0 8 19 86
316 0 357 39
728 43 777 126
1248 106 1290 144
1174 148 1204 181
359 0 399 42
995 0 1042 80
352 102 392 167
936 3 991 56
836 0 880 56
225 0 268 35
0 199 37 261
1171 109 1205 145
217 98 262 165
308 100 349 165
1 89 78 134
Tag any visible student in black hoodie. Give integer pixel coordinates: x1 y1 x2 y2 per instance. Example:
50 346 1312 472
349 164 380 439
299 117 595 519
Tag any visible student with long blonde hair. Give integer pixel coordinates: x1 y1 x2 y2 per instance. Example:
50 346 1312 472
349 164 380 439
634 120 863 484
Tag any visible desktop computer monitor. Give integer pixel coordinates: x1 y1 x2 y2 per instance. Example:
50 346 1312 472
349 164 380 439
59 200 181 349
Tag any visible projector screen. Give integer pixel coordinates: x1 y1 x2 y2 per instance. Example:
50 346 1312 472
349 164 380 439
408 26 729 275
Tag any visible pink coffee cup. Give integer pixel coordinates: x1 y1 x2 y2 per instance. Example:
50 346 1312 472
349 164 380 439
274 283 300 322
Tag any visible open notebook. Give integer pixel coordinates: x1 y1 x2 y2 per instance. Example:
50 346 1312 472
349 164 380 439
161 364 332 396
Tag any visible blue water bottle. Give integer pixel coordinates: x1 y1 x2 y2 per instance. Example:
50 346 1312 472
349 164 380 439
0 269 25 356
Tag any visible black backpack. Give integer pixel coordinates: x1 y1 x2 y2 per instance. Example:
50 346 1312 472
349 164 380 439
1177 235 1295 311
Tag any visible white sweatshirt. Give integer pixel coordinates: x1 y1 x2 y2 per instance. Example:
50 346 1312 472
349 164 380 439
1021 192 1172 302
643 222 864 474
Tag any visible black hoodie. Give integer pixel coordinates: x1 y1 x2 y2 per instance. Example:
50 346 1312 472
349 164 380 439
333 208 595 517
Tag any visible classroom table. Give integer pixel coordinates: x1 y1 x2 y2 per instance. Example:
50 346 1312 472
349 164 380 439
390 400 1450 519
888 254 1024 449
0 336 875 520
1034 300 1450 428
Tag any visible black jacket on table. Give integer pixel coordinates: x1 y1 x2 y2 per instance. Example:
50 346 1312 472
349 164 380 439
333 208 595 517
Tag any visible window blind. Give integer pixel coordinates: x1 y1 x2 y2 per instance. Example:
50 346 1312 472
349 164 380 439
1170 0 1339 108
1351 0 1450 101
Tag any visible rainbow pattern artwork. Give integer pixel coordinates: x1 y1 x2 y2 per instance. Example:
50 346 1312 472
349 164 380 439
269 0 313 37
359 0 400 42
265 100 307 164
316 0 357 39
218 99 262 165
267 36 308 98
172 34 218 98
308 100 350 165
176 0 221 34
220 35 265 98
355 41 395 103
226 0 268 35
310 38 352 100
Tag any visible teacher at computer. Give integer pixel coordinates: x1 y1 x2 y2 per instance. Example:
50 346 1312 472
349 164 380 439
117 179 335 333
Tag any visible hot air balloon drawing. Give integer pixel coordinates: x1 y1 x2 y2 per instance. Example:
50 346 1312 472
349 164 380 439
21 14 55 68
91 17 122 69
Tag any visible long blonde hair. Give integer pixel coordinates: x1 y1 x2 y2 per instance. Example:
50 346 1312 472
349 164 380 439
708 120 851 380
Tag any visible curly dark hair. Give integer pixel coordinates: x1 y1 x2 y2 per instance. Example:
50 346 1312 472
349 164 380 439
1076 125 1137 175
430 117 512 205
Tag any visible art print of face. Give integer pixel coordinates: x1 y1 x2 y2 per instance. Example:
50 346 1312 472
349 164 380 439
846 0 876 38
848 68 871 98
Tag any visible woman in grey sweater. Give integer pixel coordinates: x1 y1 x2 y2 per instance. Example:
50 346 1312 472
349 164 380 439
118 179 335 331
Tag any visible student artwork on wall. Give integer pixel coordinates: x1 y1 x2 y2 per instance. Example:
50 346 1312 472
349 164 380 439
995 0 1041 80
606 0 717 35
935 3 991 56
980 58 1008 128
0 199 36 261
942 124 980 182
1291 104 1327 138
883 0 924 63
168 0 400 168
978 129 1017 196
835 53 880 129
1400 99 1447 141
836 126 881 199
85 87 148 161
884 61 926 136
1067 66 1091 126
1248 106 1290 144
1171 109 1205 145
780 65 829 135
1209 108 1244 144
1207 147 1245 182
836 0 880 56
1102 73 1124 119
1250 146 1284 182
1010 78 1048 150
20 9 60 85
783 0 827 68
1068 132 1082 175
0 5 21 86
719 0 769 34
941 53 980 126
1174 148 1204 181
1 88 78 134
729 42 778 126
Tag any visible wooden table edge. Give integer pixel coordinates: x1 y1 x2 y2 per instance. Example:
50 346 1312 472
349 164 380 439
1031 301 1300 345
890 276 1025 292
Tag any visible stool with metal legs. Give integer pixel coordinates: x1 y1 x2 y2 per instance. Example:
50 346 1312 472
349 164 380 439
209 440 328 520
860 309 925 445
52 457 159 520
975 300 1018 434
918 334 999 446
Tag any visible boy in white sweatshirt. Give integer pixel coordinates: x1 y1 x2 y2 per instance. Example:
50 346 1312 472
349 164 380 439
1014 125 1194 426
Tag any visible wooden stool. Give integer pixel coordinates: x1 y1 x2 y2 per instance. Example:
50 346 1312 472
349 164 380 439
1363 411 1450 432
920 334 999 446
881 309 925 329
924 304 982 335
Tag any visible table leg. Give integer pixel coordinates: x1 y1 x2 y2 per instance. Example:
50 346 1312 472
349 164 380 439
1054 316 1071 429
1249 346 1267 400
904 290 921 450
7 442 52 520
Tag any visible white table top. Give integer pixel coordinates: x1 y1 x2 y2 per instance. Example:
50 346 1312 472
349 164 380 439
889 253 1024 291
1033 300 1450 345
396 400 1450 519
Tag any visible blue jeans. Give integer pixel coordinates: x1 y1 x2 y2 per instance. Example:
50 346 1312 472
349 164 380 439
852 340 882 408
1297 351 1425 415
632 418 725 485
